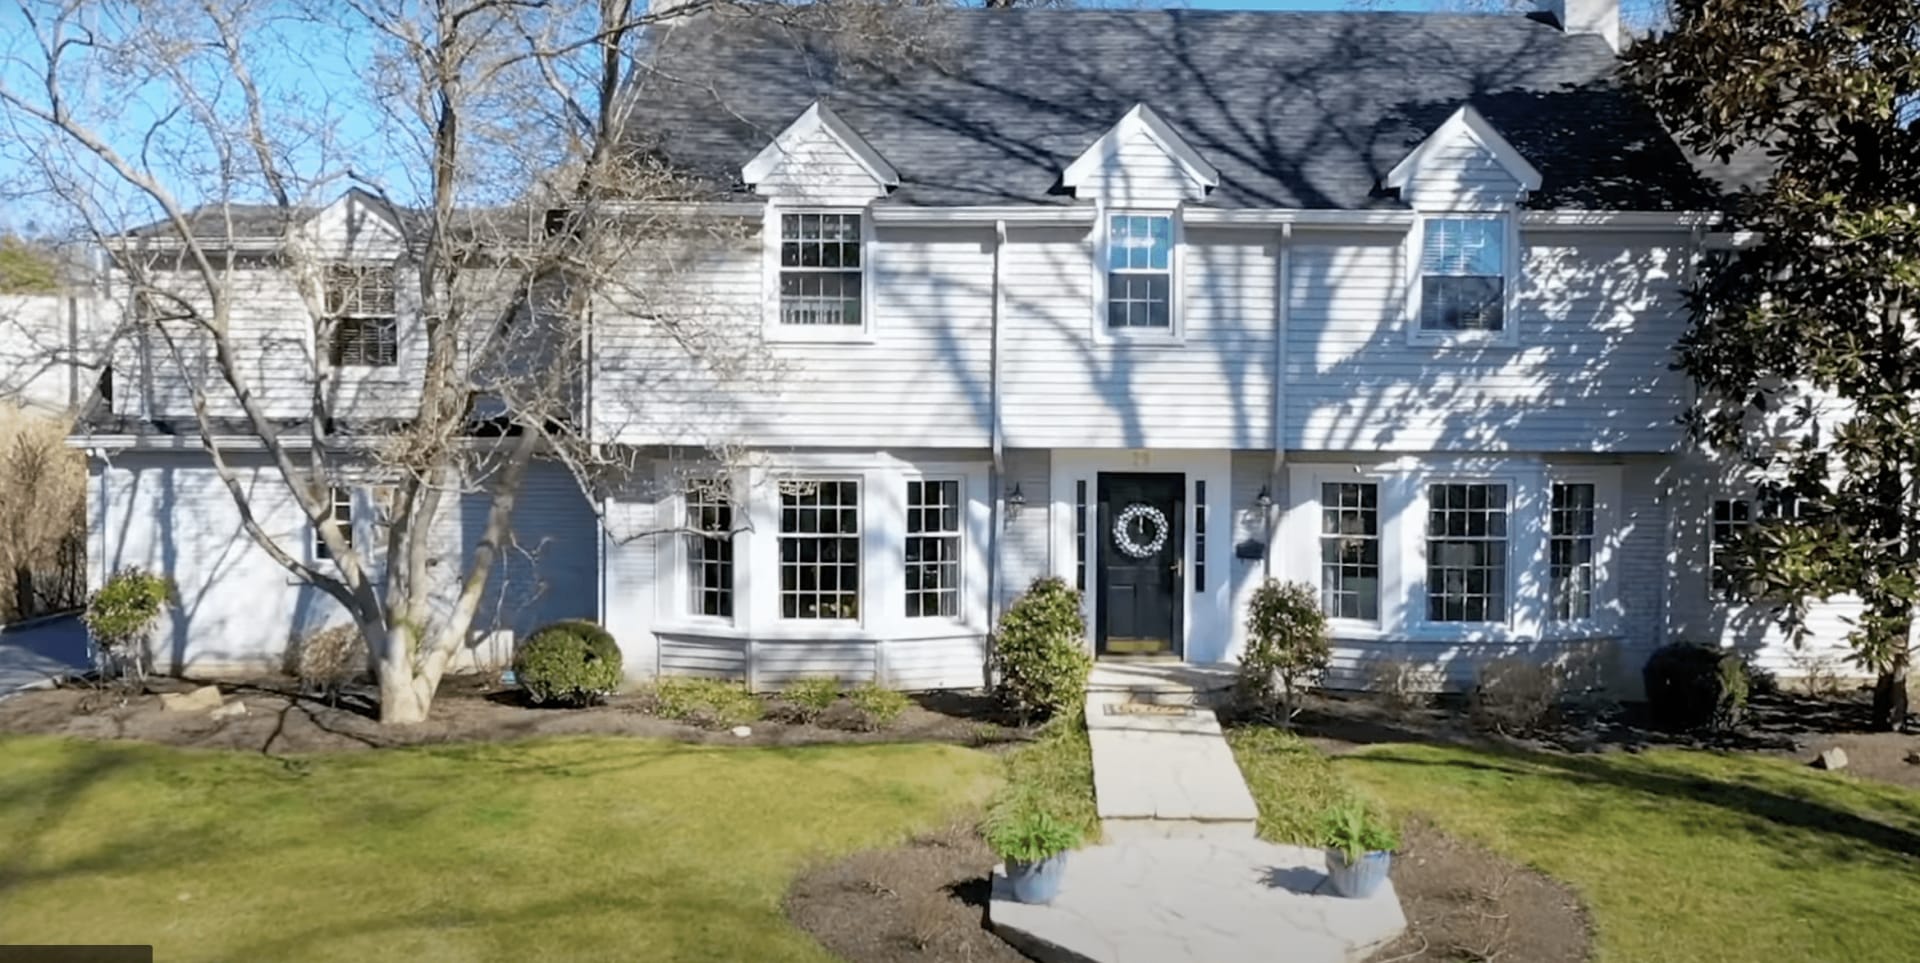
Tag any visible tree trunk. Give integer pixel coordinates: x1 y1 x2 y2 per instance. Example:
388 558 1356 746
379 665 432 724
1872 655 1910 732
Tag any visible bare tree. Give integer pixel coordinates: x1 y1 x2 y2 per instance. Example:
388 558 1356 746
0 0 923 722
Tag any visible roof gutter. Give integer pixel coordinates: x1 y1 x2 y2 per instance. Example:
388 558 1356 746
871 206 1097 227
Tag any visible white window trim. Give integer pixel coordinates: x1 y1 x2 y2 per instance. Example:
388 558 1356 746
762 204 875 344
903 473 967 623
1308 472 1388 632
1091 206 1186 344
773 473 865 625
1404 211 1522 348
673 471 741 628
1414 474 1522 630
1544 466 1622 637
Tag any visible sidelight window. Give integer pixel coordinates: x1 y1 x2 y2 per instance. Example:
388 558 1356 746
1319 482 1380 621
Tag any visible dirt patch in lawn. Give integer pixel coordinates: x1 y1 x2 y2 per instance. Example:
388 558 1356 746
786 823 1028 963
787 820 1590 963
0 674 1025 754
1369 818 1591 963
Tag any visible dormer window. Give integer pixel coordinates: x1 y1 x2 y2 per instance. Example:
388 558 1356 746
777 211 864 328
322 263 398 367
1417 216 1508 334
1105 212 1176 333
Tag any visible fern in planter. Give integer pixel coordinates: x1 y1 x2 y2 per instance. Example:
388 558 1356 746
985 806 1082 865
1320 799 1398 864
991 576 1093 723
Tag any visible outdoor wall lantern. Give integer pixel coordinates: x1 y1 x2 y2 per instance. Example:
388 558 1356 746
1006 483 1027 519
1253 485 1273 511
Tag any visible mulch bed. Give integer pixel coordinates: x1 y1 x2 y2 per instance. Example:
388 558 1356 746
785 820 1592 963
0 674 1026 754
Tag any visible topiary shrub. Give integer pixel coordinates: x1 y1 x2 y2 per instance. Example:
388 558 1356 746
1644 642 1750 731
83 567 173 687
1236 579 1330 724
991 576 1093 723
513 619 623 707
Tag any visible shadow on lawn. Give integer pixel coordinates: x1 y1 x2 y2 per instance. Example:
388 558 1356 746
1348 742 1920 866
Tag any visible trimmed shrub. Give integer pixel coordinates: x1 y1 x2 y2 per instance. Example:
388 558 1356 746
991 576 1093 723
287 624 367 704
1236 579 1330 723
1470 657 1566 733
646 677 765 729
777 676 843 724
83 567 172 684
513 619 623 707
846 681 909 732
1644 642 1750 731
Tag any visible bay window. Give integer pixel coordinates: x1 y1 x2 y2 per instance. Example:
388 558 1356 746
685 479 734 620
1319 482 1380 621
1425 482 1509 623
779 479 860 620
1549 483 1596 622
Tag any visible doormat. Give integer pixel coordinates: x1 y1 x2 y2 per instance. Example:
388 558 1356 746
1104 703 1193 717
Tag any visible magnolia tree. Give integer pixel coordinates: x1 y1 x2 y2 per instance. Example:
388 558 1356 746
0 0 943 723
1628 1 1920 729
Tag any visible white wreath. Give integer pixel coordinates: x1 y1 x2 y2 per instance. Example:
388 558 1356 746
1113 503 1170 559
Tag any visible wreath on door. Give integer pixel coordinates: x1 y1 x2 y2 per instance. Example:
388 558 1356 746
1113 503 1170 559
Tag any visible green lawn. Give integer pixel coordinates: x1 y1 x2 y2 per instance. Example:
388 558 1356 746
1338 742 1920 963
0 735 997 962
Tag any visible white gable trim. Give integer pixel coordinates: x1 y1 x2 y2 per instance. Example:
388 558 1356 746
1061 103 1219 197
1384 105 1543 199
740 102 898 192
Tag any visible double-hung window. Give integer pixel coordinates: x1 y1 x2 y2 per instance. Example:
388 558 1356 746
685 479 734 620
1426 482 1508 623
1549 483 1597 622
905 480 962 619
777 212 863 328
1319 482 1380 621
314 486 353 560
1709 498 1752 593
779 480 860 620
322 263 399 367
1417 216 1507 334
1106 213 1173 331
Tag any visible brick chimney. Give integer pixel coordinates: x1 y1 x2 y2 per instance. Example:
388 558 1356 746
1541 0 1621 53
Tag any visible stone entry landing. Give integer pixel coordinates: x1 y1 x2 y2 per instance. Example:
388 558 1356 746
1085 685 1258 841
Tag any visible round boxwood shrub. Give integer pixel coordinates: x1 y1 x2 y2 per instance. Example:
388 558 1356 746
514 620 623 707
991 576 1093 723
1643 642 1750 731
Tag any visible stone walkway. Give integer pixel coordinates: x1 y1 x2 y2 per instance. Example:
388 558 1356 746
987 660 1407 962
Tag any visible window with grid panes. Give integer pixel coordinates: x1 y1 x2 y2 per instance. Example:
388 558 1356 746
1549 483 1596 621
1710 498 1751 592
1319 482 1380 620
1426 483 1508 622
685 479 733 619
322 263 398 366
905 480 961 619
314 486 352 559
778 212 863 326
1419 217 1506 332
779 480 860 620
1106 214 1173 329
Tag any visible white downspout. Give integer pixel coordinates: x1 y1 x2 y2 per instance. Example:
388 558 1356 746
988 219 1008 627
1266 223 1292 577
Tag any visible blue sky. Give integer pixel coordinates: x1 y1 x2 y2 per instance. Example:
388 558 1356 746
0 0 1503 237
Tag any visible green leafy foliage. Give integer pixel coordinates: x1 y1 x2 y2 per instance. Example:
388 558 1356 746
984 717 1095 862
513 620 623 707
991 576 1093 722
1319 798 1399 865
1643 643 1750 732
846 681 909 731
645 677 765 729
1236 579 1330 722
1627 3 1920 728
1227 726 1350 846
983 808 1081 865
777 676 843 724
83 567 171 656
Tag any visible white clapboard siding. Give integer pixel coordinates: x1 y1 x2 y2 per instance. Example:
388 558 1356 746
997 448 1052 610
1287 229 1689 453
884 635 988 691
753 641 879 688
600 468 661 678
999 226 1276 449
468 459 599 648
1070 132 1205 207
1397 138 1528 211
658 633 750 680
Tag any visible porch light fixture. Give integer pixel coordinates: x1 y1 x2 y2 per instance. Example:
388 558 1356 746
1006 483 1027 518
1254 485 1273 510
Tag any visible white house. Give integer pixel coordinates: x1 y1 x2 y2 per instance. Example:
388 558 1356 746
76 3 1869 691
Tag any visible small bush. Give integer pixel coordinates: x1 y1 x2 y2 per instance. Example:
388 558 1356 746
513 620 623 707
846 681 909 731
1644 642 1750 731
1470 657 1566 733
647 677 765 729
778 676 843 724
83 567 172 684
1236 579 1330 723
287 624 366 703
991 576 1093 723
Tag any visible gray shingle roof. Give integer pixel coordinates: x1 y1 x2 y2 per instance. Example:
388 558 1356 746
630 8 1721 211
